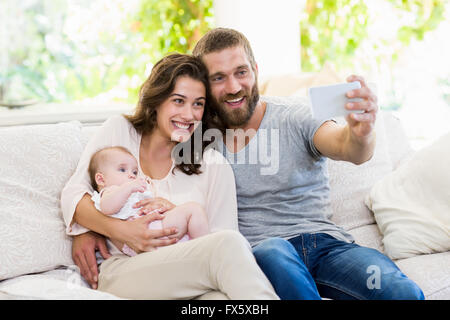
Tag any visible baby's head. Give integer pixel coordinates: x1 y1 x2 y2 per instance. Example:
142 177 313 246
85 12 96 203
88 146 139 192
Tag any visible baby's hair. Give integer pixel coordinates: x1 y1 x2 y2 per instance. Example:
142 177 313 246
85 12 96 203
88 146 135 191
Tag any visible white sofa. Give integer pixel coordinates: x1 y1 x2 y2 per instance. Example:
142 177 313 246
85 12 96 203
0 94 449 300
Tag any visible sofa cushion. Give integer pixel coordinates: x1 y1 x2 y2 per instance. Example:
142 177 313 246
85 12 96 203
347 224 384 252
382 112 414 169
365 131 450 260
0 121 83 280
260 63 343 97
394 252 450 300
327 113 393 231
0 268 120 299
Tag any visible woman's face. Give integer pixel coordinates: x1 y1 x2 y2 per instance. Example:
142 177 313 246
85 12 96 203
156 76 206 143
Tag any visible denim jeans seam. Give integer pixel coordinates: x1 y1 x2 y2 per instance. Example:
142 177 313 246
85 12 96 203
314 279 366 300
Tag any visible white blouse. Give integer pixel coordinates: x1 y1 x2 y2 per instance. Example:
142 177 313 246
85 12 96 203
60 115 239 240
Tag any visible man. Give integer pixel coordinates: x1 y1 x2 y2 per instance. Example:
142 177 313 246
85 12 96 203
73 27 424 300
190 28 424 300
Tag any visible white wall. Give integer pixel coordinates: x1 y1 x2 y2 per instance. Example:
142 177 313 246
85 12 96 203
213 0 304 80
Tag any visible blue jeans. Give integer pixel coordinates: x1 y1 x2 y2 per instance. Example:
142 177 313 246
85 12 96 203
252 233 425 300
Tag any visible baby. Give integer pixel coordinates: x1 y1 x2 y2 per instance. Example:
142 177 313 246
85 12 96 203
88 146 209 256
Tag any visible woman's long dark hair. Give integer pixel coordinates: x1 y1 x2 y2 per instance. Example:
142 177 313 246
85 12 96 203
125 53 215 175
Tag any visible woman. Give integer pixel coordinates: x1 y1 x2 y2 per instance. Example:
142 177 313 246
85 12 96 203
60 53 278 300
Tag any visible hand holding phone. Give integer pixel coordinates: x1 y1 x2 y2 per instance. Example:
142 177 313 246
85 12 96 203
309 81 364 122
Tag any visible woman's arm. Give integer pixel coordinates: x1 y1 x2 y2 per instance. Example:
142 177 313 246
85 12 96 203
75 193 178 250
204 150 239 232
72 193 177 289
74 194 120 237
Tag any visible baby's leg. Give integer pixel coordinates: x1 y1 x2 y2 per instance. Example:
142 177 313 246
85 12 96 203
162 202 209 240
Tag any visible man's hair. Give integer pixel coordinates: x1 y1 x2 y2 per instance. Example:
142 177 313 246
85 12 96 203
193 28 257 70
88 146 134 191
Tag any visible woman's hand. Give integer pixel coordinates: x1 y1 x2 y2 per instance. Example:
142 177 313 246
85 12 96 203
133 196 176 215
72 231 111 289
114 210 178 253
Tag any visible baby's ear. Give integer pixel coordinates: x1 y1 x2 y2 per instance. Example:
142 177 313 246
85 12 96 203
95 173 106 188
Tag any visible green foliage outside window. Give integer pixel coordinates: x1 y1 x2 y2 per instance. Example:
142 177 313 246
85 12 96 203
0 0 213 105
136 0 214 60
1 0 446 106
128 0 214 100
300 0 446 72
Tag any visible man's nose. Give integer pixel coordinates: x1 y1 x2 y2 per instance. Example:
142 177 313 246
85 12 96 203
225 76 242 95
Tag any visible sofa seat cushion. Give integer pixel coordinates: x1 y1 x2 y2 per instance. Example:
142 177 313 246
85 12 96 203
394 252 450 300
0 267 120 299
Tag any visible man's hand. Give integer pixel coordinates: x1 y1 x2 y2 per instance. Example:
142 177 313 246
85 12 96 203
72 232 111 289
345 75 378 139
313 75 378 165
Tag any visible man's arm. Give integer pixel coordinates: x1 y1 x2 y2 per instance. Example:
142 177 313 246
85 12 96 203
313 75 378 165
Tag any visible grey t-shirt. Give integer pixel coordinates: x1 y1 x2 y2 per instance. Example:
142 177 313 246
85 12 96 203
219 98 354 247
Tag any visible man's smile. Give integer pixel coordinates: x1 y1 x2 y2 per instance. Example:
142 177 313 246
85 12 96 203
224 96 246 109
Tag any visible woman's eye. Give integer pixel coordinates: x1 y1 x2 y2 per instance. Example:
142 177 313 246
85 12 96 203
194 101 205 108
174 98 183 104
119 168 126 172
133 170 138 176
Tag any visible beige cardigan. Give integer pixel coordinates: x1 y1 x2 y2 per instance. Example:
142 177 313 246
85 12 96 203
60 115 239 246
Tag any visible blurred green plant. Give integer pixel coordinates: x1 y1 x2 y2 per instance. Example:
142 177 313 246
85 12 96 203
1 0 213 105
300 0 369 72
3 0 446 106
300 0 446 72
126 0 214 100
136 0 214 60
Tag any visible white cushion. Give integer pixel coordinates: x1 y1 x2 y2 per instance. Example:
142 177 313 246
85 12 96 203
382 112 414 169
0 268 121 300
394 252 450 300
0 122 83 280
327 113 393 231
365 131 450 259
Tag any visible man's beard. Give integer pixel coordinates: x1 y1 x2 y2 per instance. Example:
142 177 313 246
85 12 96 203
213 82 260 128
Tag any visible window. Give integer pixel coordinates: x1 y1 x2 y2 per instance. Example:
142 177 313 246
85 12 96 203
0 0 213 125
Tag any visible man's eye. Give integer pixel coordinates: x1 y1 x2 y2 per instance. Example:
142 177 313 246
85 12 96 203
237 70 247 77
212 76 223 82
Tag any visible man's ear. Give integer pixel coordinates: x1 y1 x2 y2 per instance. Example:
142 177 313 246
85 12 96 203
95 172 106 189
253 62 259 77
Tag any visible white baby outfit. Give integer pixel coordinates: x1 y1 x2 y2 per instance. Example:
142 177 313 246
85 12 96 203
91 186 189 256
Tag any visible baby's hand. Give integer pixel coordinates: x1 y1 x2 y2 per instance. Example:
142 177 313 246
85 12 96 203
129 177 148 193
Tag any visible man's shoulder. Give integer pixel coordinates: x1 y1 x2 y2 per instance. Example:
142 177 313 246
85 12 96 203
261 95 313 125
261 95 310 109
